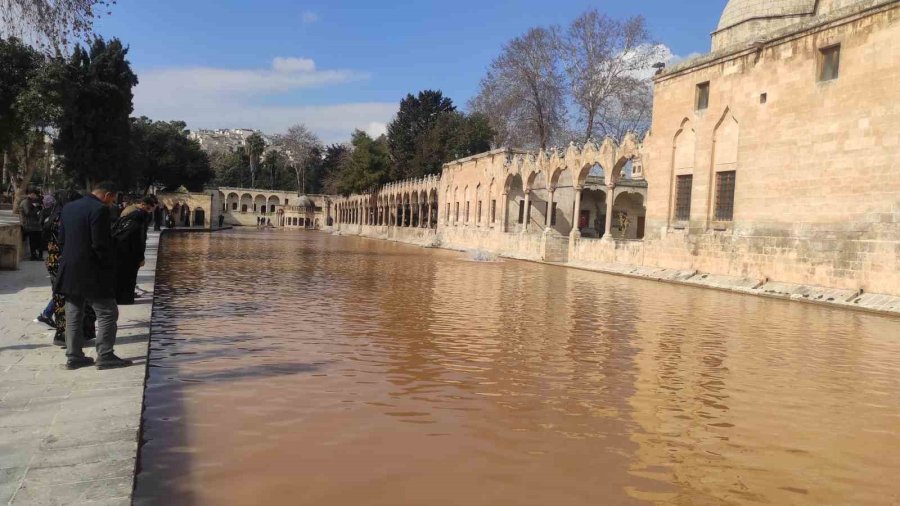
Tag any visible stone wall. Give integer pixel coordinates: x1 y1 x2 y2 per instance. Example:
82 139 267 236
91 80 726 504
644 3 900 296
0 224 23 270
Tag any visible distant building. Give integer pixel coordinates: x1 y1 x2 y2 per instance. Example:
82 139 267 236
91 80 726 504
188 128 272 154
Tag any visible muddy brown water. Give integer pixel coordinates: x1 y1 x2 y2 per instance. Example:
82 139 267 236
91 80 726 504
134 229 900 505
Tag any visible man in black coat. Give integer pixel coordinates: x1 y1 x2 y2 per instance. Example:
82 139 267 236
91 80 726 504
56 181 132 370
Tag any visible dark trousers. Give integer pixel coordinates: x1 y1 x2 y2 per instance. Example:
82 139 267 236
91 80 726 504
115 262 140 304
26 231 42 258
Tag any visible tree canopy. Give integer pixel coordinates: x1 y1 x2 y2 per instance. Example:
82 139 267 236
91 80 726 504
129 117 213 192
1 0 115 55
54 37 138 189
336 130 390 196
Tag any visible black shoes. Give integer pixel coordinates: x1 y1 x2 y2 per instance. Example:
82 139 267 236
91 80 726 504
66 356 95 370
96 353 133 370
53 337 65 348
36 314 55 328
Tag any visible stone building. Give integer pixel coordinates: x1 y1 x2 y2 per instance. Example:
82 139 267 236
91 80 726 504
155 189 224 229
217 187 334 228
282 195 333 229
331 0 899 307
640 0 899 296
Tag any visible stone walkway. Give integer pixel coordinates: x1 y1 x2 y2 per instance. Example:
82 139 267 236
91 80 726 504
0 233 158 506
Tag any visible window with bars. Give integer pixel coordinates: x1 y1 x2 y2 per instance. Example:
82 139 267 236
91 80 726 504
517 201 525 224
696 82 710 111
550 202 557 226
454 202 459 223
465 202 470 223
714 171 736 221
819 45 840 82
477 201 482 223
674 175 693 221
491 199 496 223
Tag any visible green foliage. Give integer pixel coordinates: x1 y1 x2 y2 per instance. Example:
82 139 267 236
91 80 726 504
384 90 494 182
412 111 494 176
386 90 455 180
210 149 249 188
129 117 213 192
53 37 138 189
337 131 390 196
0 37 43 151
319 143 348 195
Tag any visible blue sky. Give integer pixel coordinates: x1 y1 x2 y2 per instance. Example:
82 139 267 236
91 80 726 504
93 0 724 143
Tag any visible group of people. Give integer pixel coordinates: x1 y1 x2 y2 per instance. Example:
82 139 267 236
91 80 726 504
257 216 272 227
23 182 158 370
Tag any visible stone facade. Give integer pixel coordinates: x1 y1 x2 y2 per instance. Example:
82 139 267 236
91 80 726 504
645 0 899 296
156 191 223 229
329 0 900 307
216 187 334 229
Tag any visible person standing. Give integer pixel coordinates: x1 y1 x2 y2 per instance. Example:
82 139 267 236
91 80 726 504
112 196 155 304
44 190 97 347
56 181 131 370
19 189 43 260
218 214 225 228
153 204 163 231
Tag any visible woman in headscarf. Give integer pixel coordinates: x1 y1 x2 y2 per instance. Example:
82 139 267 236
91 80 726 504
45 189 96 347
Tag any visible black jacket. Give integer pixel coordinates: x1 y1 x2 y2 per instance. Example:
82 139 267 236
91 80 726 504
55 194 116 299
112 209 149 265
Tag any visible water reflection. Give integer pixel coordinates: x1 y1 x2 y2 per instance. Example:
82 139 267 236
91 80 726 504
134 229 900 505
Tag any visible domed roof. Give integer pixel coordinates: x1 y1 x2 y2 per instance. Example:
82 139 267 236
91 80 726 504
717 0 817 31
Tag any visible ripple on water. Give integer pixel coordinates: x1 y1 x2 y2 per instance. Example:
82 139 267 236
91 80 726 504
133 229 900 506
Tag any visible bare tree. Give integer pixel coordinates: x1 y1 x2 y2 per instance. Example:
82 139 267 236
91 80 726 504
274 124 321 193
470 27 566 150
1 0 115 55
557 11 662 141
595 80 654 141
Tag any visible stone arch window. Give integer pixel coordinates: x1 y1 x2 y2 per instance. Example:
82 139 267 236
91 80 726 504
710 110 739 226
240 193 252 213
227 192 240 211
267 195 279 214
254 195 266 214
505 173 525 232
669 119 696 227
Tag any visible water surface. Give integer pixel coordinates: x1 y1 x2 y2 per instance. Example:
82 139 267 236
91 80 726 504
135 229 900 505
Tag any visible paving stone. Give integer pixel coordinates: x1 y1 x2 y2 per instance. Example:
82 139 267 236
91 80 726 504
0 232 158 505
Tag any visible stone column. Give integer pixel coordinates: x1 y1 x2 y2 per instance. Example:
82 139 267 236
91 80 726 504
522 191 531 234
545 188 555 230
500 192 509 233
427 202 433 229
401 204 406 228
570 187 582 239
604 185 615 239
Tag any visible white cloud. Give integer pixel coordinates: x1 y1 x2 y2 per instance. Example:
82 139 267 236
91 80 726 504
302 11 319 24
364 122 387 138
272 56 316 73
133 60 395 143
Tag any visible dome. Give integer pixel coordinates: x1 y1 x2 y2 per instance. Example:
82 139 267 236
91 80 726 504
717 0 817 32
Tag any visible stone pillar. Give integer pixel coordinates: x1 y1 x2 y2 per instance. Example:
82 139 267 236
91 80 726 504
545 188 555 230
604 185 615 239
500 192 509 233
570 187 582 240
427 202 433 229
522 191 531 234
401 204 406 227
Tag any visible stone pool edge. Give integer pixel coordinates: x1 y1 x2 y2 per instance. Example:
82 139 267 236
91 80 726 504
331 228 900 317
